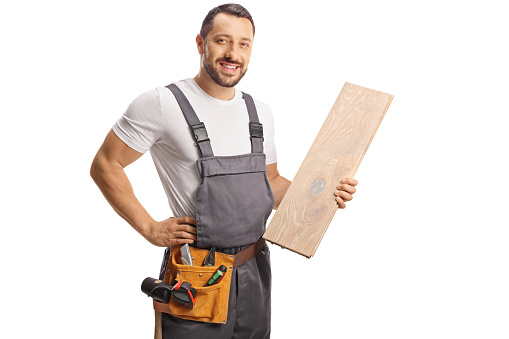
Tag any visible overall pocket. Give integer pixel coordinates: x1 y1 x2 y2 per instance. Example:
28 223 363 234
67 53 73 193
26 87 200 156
195 153 274 248
157 245 235 324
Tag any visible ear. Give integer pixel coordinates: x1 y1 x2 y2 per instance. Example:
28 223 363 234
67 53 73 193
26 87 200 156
196 34 204 55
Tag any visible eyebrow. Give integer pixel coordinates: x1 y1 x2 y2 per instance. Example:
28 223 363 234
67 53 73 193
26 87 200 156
213 34 252 43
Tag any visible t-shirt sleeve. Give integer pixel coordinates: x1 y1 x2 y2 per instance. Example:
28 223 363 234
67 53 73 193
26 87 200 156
261 104 277 165
112 89 163 153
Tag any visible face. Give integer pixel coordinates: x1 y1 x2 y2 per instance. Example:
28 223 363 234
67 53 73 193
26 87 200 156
198 13 254 88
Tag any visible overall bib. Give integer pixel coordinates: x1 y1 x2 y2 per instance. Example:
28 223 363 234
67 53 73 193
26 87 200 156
159 84 275 339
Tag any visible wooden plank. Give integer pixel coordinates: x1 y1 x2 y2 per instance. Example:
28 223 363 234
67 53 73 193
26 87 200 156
263 82 393 258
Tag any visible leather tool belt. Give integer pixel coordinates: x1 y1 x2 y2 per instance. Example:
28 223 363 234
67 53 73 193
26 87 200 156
153 238 266 324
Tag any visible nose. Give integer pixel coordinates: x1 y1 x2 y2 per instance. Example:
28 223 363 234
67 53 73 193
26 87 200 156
225 42 239 62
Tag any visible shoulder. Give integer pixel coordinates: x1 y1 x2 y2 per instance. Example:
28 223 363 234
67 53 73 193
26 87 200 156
155 79 193 109
121 88 164 124
252 96 271 113
244 94 276 140
129 79 192 112
241 91 272 117
250 95 274 127
245 94 277 162
128 88 161 110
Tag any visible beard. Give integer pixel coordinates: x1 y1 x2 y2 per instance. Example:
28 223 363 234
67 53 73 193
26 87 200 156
202 53 247 88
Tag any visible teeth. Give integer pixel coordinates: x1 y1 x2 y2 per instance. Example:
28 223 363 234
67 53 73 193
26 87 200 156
223 64 237 69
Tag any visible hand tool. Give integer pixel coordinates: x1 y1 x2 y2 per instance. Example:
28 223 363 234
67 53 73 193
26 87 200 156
141 277 197 309
203 247 216 266
180 243 194 266
204 265 227 287
171 281 197 309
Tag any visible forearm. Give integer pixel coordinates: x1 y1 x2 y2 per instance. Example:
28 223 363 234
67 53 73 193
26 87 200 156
270 175 292 210
90 156 154 235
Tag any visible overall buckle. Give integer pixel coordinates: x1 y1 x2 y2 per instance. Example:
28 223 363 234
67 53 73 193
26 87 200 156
191 122 209 142
249 122 263 138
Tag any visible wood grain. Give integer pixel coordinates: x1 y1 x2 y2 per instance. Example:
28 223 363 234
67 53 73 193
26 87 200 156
263 82 393 258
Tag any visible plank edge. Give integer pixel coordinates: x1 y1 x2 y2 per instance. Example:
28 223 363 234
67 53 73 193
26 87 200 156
263 236 313 258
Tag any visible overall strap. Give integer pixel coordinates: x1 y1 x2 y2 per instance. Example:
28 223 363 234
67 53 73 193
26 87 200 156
242 92 264 154
166 84 214 158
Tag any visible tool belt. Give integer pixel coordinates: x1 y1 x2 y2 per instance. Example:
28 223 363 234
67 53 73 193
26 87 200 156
153 238 266 324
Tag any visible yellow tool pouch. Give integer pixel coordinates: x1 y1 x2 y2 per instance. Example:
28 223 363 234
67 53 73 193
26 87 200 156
153 244 235 324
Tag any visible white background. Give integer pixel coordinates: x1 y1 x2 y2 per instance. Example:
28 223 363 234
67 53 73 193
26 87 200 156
1 0 508 338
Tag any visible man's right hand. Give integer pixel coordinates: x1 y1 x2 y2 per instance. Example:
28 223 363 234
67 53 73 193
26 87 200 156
91 131 198 248
143 216 198 247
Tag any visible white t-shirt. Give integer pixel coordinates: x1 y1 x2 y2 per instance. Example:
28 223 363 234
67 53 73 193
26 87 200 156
113 78 277 218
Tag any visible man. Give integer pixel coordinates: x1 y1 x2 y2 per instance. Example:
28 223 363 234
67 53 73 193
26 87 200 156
90 4 357 338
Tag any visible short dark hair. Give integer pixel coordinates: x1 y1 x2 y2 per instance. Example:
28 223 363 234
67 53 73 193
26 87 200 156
200 3 255 40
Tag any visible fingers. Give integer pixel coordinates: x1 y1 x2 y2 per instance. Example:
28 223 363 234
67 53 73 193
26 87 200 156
334 190 352 209
335 196 346 209
337 183 356 194
338 178 358 187
180 225 197 235
335 178 357 209
173 238 195 245
174 217 197 235
334 189 353 201
175 230 197 241
152 217 197 247
175 216 197 226
170 218 197 239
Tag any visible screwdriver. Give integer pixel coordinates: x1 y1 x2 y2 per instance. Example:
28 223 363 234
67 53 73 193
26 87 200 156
204 265 227 287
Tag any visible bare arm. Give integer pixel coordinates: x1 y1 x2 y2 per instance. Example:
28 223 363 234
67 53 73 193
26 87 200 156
90 129 150 232
90 129 196 247
266 163 291 210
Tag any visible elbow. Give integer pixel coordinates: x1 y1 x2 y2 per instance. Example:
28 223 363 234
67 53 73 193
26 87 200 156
90 158 98 182
90 155 103 183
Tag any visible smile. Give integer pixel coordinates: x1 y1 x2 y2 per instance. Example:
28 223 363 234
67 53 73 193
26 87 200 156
219 62 240 73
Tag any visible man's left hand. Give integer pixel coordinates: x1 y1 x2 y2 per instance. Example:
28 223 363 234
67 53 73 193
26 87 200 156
335 178 358 209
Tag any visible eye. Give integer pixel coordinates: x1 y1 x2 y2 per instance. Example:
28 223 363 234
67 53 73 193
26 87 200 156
217 39 228 44
241 42 250 48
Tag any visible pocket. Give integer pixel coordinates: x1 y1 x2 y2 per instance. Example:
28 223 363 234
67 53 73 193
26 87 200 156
196 172 273 248
158 245 235 324
169 263 225 322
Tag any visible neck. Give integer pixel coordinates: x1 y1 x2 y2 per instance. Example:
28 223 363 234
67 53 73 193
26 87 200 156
194 70 236 101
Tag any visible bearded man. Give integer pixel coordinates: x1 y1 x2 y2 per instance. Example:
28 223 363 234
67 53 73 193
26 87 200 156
91 4 358 338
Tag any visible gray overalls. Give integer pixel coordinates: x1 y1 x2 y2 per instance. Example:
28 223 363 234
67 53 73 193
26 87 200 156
159 84 275 338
